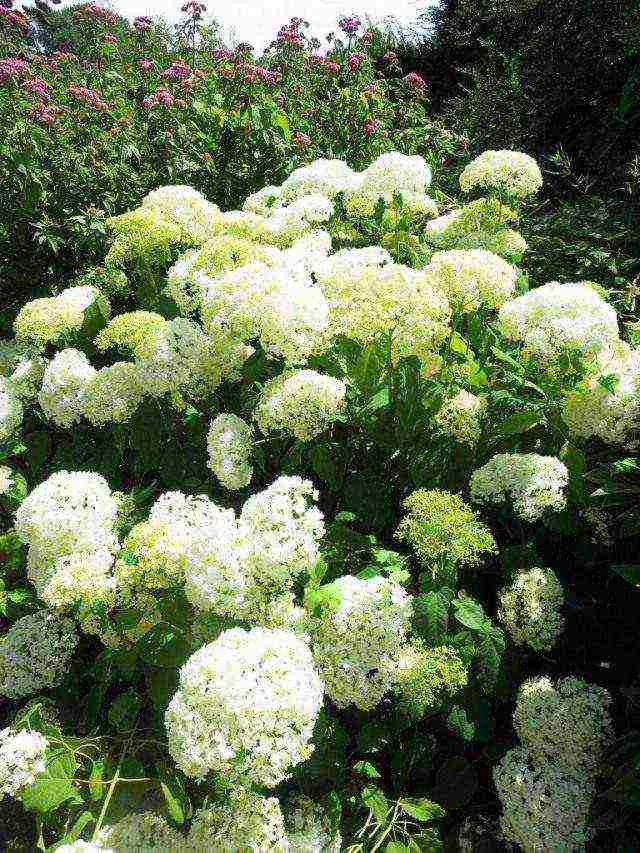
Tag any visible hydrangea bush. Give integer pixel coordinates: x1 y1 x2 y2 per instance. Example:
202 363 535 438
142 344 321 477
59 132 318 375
0 41 637 848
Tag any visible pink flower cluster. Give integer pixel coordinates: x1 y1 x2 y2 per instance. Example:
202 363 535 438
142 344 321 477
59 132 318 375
338 15 361 35
383 50 398 63
0 5 28 30
103 32 117 45
161 60 191 80
68 84 108 111
74 4 117 25
139 58 155 73
181 1 205 18
27 101 61 126
347 52 367 72
363 117 380 135
403 72 425 92
22 77 49 99
212 47 231 61
143 88 185 109
293 131 312 147
0 57 27 83
134 15 152 32
276 20 305 47
236 62 279 85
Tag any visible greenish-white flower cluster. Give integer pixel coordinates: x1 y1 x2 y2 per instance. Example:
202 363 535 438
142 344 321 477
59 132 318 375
0 610 78 699
0 339 46 400
435 389 486 446
38 348 96 428
306 574 412 710
165 626 323 786
255 369 347 441
207 413 254 489
498 281 619 360
0 727 48 798
494 676 613 851
497 567 565 651
459 150 543 199
470 453 568 521
426 249 518 311
563 340 640 445
15 286 110 349
0 376 23 442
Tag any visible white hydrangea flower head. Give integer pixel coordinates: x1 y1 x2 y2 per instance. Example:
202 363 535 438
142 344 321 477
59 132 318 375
0 465 13 494
344 189 436 223
279 158 358 203
0 376 23 442
189 790 290 852
0 727 48 798
165 627 323 786
243 184 284 215
493 747 593 852
426 249 519 311
96 810 188 852
498 281 619 360
38 348 96 428
94 311 167 359
255 369 347 441
460 150 543 199
14 286 110 349
16 471 119 559
307 574 413 710
312 246 392 286
239 476 325 590
470 453 568 522
359 151 432 197
141 184 223 245
207 413 253 490
498 567 565 651
513 676 613 778
281 230 333 281
285 794 342 852
200 261 329 364
81 362 145 427
56 841 108 853
0 610 78 699
0 339 47 400
285 194 334 225
320 262 450 375
435 389 486 446
118 491 233 593
563 341 640 444
29 547 118 617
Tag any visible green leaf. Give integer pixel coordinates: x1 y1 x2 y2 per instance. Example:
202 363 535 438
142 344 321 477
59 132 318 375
158 767 189 825
361 786 389 822
19 749 81 814
385 843 409 853
52 811 94 849
452 597 486 630
353 760 382 779
497 410 544 436
398 798 446 822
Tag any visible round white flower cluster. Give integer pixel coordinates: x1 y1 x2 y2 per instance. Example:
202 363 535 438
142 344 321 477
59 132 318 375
96 810 188 852
81 362 145 427
513 676 613 778
497 567 565 651
0 610 78 699
0 339 46 400
35 549 118 616
38 348 96 428
56 842 106 853
255 369 347 441
307 574 412 710
498 281 619 360
200 261 329 365
285 793 342 853
189 790 289 852
493 746 593 852
0 376 23 442
0 727 48 799
16 471 119 560
426 249 519 311
14 286 111 349
207 413 253 490
343 152 435 220
140 184 223 246
563 341 640 445
470 453 568 522
435 389 486 446
277 158 359 203
318 261 450 375
312 246 392 287
165 627 323 786
183 477 323 621
494 675 613 852
460 150 543 199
